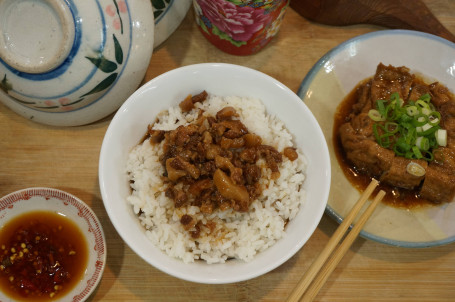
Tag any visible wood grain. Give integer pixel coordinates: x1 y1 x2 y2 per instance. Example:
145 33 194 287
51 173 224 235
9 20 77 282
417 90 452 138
1 1 455 301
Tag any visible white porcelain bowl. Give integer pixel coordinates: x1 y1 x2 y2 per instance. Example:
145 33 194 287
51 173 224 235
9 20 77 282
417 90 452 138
0 0 154 126
0 188 106 301
298 30 455 247
99 63 330 283
152 0 192 48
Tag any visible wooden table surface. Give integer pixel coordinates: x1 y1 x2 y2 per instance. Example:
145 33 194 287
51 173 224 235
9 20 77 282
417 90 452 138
1 2 455 301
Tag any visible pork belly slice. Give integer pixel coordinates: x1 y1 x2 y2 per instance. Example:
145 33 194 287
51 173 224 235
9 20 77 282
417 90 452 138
350 112 375 138
380 157 427 189
370 63 414 103
420 165 455 203
408 82 431 102
339 122 394 178
438 99 455 142
351 80 373 114
433 147 455 170
420 147 455 203
430 82 453 107
443 118 455 146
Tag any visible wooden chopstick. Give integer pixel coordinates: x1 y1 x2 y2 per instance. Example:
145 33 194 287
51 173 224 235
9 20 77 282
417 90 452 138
287 179 385 302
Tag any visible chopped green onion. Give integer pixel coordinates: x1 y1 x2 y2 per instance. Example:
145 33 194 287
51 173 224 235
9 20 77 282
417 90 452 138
421 107 431 115
385 122 399 134
420 124 440 136
416 137 429 151
428 111 441 125
396 138 411 152
376 100 387 117
413 115 428 127
368 109 385 121
416 99 430 109
412 146 423 159
419 94 431 103
406 162 426 176
436 129 447 147
423 151 434 161
429 118 440 126
405 151 414 159
422 123 432 132
368 92 445 161
390 92 400 103
406 106 419 116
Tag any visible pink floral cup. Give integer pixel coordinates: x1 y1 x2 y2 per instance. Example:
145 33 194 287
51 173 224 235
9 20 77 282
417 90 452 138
193 0 290 56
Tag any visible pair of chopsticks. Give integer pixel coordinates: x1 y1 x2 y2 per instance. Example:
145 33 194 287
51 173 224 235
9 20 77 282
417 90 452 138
287 179 385 302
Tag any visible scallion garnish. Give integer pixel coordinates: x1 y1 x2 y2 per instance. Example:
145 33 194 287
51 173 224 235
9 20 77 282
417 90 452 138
368 92 445 161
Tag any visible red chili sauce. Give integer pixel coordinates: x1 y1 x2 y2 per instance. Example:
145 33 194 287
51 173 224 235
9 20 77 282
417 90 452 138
0 211 88 301
333 79 435 209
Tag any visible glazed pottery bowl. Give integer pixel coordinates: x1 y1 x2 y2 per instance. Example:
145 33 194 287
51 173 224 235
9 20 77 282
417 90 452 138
0 188 106 301
298 30 455 247
152 0 192 48
99 63 331 283
0 0 154 126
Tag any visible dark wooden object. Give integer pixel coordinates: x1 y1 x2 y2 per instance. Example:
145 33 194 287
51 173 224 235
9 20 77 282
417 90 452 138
290 0 455 43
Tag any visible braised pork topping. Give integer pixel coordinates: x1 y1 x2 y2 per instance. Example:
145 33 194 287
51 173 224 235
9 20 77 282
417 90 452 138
147 92 298 238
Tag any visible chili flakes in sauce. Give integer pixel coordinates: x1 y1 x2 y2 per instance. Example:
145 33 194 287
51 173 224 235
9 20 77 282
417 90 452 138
0 211 88 301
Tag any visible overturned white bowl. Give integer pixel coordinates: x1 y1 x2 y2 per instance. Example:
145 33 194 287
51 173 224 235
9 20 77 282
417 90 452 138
99 63 330 283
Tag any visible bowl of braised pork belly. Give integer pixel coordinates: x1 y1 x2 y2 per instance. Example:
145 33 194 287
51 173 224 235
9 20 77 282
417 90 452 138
299 29 455 248
99 63 331 283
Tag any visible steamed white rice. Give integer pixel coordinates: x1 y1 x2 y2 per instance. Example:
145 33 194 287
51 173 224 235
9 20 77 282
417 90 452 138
126 93 307 263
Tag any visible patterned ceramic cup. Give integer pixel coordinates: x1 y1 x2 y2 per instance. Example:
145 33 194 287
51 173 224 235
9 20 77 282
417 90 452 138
193 0 289 56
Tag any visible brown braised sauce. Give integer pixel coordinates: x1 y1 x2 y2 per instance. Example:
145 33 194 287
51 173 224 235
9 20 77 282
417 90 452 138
0 211 88 301
333 78 435 208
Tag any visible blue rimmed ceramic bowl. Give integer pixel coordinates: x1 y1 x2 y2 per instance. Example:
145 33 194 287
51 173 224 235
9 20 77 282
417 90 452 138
0 0 154 126
298 29 455 248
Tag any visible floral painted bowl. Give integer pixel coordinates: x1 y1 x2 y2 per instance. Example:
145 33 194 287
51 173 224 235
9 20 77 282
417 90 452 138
152 0 192 48
0 0 154 126
193 0 289 56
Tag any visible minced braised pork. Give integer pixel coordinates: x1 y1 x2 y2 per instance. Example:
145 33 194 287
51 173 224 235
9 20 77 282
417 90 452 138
339 63 455 203
147 92 298 238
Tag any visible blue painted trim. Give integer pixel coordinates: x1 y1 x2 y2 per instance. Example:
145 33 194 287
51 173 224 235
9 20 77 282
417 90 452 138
0 0 85 81
34 0 134 114
2 0 107 100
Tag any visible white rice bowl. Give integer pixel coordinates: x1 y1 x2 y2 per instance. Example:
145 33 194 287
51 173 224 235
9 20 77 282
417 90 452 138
99 63 330 283
126 94 307 264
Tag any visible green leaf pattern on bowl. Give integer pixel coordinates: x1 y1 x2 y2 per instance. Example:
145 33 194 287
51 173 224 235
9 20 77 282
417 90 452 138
0 75 12 94
152 0 171 20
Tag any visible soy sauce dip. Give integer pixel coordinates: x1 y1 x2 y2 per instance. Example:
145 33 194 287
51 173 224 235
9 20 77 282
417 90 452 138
0 211 88 301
